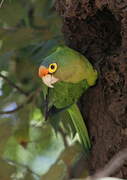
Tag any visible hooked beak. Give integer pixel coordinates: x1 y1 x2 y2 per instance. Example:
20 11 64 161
38 66 59 88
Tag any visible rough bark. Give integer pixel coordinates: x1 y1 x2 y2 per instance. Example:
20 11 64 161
56 0 127 178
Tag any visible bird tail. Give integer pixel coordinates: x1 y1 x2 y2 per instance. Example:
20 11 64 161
67 103 91 153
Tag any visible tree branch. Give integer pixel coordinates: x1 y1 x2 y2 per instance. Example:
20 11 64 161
91 148 127 180
0 73 29 96
58 126 69 148
71 148 127 180
0 88 41 114
0 95 32 114
1 157 40 178
0 0 5 8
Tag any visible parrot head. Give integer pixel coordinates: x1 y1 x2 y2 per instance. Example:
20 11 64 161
38 46 98 88
38 62 59 88
38 45 77 88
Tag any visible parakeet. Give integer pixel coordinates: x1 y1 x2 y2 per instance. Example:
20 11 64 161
38 45 98 152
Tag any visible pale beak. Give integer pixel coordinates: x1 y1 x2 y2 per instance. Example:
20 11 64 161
38 66 59 88
42 74 59 88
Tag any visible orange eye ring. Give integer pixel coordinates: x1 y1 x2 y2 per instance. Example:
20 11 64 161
48 63 57 73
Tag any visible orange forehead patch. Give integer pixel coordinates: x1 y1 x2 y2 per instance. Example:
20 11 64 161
38 66 49 77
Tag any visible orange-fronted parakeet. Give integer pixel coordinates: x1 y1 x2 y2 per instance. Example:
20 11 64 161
38 45 98 152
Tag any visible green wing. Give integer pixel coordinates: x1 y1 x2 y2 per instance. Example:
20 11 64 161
68 103 91 152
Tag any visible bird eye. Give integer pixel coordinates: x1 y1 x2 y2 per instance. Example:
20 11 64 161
48 63 57 73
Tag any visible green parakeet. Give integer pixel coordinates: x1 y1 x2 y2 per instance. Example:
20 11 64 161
38 45 98 152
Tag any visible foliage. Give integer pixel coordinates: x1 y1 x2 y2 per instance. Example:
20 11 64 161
0 0 87 179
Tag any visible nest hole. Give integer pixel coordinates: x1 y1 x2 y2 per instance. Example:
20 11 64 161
63 8 122 62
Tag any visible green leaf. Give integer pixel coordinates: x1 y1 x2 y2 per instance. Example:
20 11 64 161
0 28 44 54
41 160 68 180
3 124 65 178
0 1 27 26
0 51 14 70
0 159 16 180
0 122 12 154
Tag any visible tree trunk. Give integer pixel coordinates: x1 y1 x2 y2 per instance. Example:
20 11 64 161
56 0 127 178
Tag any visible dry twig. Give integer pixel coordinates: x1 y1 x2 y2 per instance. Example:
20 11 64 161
91 148 127 180
0 0 5 8
71 148 127 180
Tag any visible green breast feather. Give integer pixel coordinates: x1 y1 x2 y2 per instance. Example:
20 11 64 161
48 80 89 109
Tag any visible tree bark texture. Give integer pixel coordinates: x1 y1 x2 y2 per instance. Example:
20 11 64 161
56 0 127 178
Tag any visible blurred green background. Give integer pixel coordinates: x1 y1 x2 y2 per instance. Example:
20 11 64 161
0 0 87 179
